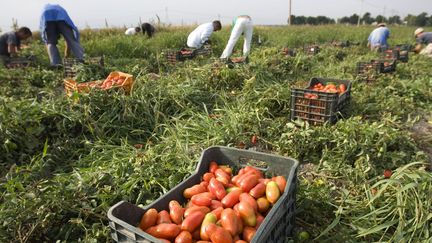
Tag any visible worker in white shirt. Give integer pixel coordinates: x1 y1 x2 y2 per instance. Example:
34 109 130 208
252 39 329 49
125 27 141 35
187 20 222 49
220 15 253 60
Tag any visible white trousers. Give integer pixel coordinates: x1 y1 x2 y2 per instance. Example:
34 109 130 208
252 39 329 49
220 17 253 59
420 43 432 57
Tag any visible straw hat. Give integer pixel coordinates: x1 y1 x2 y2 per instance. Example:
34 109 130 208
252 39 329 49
414 28 424 36
377 23 386 27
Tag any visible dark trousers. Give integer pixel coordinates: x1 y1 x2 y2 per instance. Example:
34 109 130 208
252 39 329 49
45 21 84 65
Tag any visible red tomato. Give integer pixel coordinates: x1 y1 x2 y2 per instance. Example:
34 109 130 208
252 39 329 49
238 168 245 176
210 200 223 210
181 211 206 232
249 182 266 199
243 166 264 178
219 165 233 175
200 181 209 189
183 184 207 199
191 193 213 207
200 212 217 241
157 210 172 224
239 193 258 212
203 172 215 182
184 206 210 218
145 223 181 240
139 208 158 231
384 169 392 178
206 224 233 243
266 181 281 204
238 201 257 227
259 178 272 185
175 231 193 243
216 176 230 187
251 135 257 145
209 178 226 200
239 174 259 193
192 229 201 240
215 168 231 181
272 176 287 193
231 175 241 185
169 200 184 225
209 161 219 173
211 207 224 220
339 84 346 93
221 189 242 208
256 197 270 214
242 226 257 242
256 213 264 229
220 208 240 237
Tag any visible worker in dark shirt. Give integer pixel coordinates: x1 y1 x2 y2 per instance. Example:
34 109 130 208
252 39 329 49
414 28 432 57
141 23 156 38
0 27 32 59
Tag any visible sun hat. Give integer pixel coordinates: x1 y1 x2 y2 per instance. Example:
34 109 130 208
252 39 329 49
377 23 386 27
414 28 424 36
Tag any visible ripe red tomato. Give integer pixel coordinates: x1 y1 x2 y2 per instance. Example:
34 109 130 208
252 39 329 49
169 200 184 224
157 210 172 224
220 208 240 236
181 211 206 232
221 189 242 208
175 231 193 243
145 223 181 240
139 208 158 231
384 169 392 178
183 184 207 199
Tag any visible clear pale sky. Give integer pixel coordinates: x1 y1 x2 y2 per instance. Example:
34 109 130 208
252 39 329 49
1 0 431 31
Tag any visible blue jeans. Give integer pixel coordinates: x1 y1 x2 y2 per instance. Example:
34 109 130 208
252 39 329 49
45 21 84 65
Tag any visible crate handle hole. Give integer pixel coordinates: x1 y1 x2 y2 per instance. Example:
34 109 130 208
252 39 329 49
238 157 269 171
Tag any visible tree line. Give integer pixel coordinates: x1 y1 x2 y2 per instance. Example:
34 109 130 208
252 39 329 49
290 12 432 26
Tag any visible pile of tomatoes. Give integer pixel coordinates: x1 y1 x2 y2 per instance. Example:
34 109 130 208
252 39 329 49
75 76 126 90
138 161 287 243
303 82 346 99
180 50 194 55
100 76 126 89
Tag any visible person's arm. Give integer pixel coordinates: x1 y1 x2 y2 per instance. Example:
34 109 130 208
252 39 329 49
8 44 18 57
200 27 213 45
414 37 423 53
414 43 422 53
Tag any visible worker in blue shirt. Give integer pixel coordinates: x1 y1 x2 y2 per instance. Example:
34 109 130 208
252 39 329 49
40 4 84 67
367 23 390 51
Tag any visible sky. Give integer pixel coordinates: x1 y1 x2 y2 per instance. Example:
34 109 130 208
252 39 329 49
1 0 431 31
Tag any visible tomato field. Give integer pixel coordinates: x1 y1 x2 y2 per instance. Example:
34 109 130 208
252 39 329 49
0 25 431 242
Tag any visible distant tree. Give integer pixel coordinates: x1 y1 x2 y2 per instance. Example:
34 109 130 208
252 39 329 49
362 12 374 24
349 14 360 25
415 12 428 26
404 14 416 25
388 15 402 25
339 16 350 24
316 16 335 24
292 15 307 25
375 15 387 23
306 16 317 25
